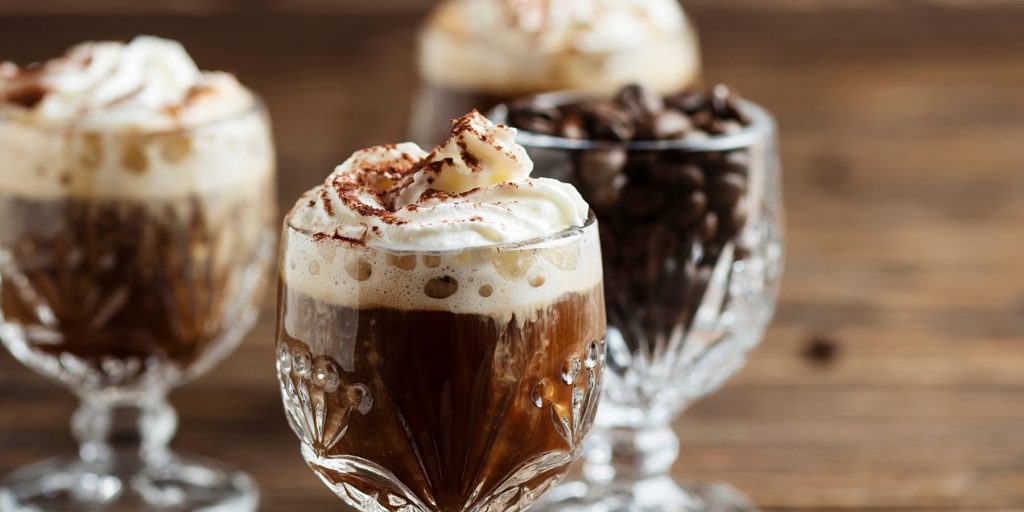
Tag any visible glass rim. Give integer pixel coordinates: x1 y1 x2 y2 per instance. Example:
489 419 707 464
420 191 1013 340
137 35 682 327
285 209 598 255
488 92 775 152
0 94 268 136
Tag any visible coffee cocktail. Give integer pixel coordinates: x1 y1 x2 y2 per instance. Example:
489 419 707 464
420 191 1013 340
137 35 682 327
277 111 605 511
410 0 702 145
0 36 274 511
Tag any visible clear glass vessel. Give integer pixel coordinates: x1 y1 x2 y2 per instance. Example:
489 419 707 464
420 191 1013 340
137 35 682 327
0 104 276 511
492 97 784 511
275 214 606 511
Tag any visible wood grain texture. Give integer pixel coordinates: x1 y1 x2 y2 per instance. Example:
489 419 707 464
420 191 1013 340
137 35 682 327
1 3 1023 511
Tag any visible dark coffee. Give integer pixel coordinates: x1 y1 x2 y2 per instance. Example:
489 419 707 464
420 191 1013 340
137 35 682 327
276 285 605 511
0 184 274 387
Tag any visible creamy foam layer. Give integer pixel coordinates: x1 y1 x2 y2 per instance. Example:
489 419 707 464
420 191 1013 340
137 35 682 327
419 0 702 94
282 219 602 320
0 36 273 201
283 111 599 316
0 103 274 201
0 36 254 130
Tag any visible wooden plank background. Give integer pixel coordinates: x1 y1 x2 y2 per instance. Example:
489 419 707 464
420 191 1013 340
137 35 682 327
1 2 1023 511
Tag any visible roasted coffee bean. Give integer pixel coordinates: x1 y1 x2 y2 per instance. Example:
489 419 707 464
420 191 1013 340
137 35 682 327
690 109 715 132
666 90 708 114
616 84 664 119
644 109 692 139
580 101 637 141
702 211 719 240
709 120 745 136
710 172 747 211
621 183 667 219
723 150 751 175
578 148 627 187
559 112 587 139
507 102 561 135
669 190 707 230
650 161 705 190
711 84 739 118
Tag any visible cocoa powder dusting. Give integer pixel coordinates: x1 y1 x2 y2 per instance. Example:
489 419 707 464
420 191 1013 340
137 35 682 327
4 84 48 108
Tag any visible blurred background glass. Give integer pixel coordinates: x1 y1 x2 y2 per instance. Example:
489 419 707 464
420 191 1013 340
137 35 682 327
2 1 1024 510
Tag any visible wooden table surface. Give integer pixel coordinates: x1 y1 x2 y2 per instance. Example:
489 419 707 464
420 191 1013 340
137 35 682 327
2 3 1024 511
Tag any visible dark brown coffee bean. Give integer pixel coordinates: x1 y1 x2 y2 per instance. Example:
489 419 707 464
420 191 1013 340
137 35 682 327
621 183 667 219
559 112 587 139
666 90 708 114
723 151 751 175
702 211 719 240
709 120 745 136
507 102 561 135
650 161 705 190
711 84 738 116
579 149 628 208
580 101 636 141
710 83 751 124
578 148 627 187
645 109 693 139
670 190 707 230
710 172 746 211
690 109 715 132
616 84 664 119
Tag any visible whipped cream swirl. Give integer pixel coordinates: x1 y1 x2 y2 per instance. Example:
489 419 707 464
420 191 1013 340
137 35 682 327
420 0 701 95
0 35 254 129
288 111 590 251
462 0 688 54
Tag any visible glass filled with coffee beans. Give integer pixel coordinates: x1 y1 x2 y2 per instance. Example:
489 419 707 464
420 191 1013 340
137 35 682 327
493 84 784 512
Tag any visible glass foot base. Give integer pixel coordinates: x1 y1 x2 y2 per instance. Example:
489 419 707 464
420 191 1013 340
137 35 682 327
0 454 258 512
534 476 757 512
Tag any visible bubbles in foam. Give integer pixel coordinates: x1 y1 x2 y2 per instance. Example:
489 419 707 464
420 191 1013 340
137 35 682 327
160 135 191 163
528 270 546 288
344 256 372 282
423 255 441 268
492 251 534 281
425 276 459 299
281 219 603 320
388 254 417 271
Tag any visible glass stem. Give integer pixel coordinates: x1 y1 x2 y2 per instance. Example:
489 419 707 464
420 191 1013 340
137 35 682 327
72 391 177 470
582 425 679 485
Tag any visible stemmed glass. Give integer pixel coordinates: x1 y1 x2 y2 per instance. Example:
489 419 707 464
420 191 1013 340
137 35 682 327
275 213 607 511
0 104 276 511
493 97 784 511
